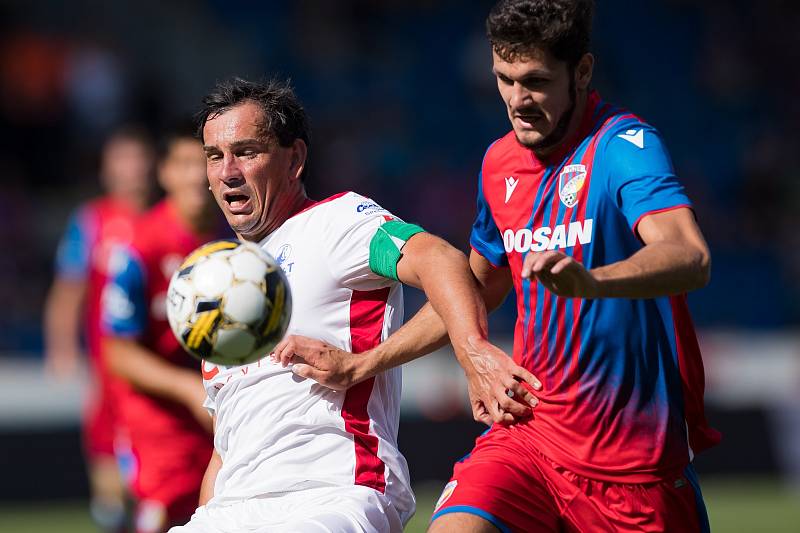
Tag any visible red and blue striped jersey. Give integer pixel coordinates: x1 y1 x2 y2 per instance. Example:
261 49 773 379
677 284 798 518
470 91 720 482
56 197 138 366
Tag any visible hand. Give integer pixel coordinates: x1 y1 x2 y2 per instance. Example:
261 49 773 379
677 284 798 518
461 336 541 425
521 251 599 298
272 335 367 390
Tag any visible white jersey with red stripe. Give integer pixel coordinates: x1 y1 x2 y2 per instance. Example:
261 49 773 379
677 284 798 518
200 192 414 524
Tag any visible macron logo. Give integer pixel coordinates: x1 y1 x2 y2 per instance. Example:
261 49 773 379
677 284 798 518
618 129 644 149
504 176 519 203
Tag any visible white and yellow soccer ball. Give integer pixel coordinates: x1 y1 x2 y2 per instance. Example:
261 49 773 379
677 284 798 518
166 239 291 366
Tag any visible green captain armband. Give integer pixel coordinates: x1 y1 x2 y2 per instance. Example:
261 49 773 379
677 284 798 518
369 220 426 280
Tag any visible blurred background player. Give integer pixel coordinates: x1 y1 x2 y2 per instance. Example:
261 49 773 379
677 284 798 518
102 125 222 533
43 126 155 532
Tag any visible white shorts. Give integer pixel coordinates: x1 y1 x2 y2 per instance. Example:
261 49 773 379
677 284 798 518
168 486 405 533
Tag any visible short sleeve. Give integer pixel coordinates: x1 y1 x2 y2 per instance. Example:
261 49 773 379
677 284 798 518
469 171 508 267
55 207 94 280
324 194 409 290
101 245 148 337
602 125 692 232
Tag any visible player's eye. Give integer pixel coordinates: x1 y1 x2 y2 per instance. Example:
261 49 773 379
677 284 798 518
497 73 513 85
235 148 259 158
522 77 549 88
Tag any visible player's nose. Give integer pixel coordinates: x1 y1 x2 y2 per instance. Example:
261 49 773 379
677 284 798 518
509 82 532 111
220 154 244 184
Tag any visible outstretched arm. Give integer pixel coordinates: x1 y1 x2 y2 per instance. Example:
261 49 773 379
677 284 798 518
276 235 541 424
44 209 91 379
43 278 86 378
104 337 212 434
521 208 710 298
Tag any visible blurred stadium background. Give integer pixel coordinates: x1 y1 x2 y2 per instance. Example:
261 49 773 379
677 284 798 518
1 0 799 531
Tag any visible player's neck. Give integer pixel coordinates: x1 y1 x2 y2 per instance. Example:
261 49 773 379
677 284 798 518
239 188 309 243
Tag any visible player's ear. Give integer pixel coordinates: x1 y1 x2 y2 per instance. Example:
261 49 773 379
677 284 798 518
574 53 594 91
289 138 307 181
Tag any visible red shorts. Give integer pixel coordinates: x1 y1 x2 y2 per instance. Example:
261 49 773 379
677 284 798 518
83 372 123 459
128 431 213 532
431 428 709 533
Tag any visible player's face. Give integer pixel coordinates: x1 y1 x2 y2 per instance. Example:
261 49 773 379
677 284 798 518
203 102 306 242
159 138 212 219
102 138 154 199
493 48 579 153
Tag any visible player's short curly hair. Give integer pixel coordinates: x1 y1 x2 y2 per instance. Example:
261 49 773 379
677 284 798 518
487 0 594 66
197 77 311 150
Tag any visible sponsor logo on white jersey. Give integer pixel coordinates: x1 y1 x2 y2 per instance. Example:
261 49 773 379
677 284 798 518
558 164 587 208
355 201 388 216
502 219 593 253
618 128 644 149
504 176 519 203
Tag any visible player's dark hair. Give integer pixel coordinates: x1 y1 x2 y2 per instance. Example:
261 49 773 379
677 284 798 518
487 0 594 66
197 77 311 180
198 77 310 146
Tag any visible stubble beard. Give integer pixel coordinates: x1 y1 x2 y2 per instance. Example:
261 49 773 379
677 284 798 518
515 75 577 155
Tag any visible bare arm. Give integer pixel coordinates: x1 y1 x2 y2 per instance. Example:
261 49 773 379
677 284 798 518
276 236 541 423
104 337 212 433
364 249 516 372
521 208 710 298
43 278 86 378
198 417 220 506
394 243 540 425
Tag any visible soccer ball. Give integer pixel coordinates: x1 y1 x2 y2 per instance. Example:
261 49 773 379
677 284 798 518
166 239 291 366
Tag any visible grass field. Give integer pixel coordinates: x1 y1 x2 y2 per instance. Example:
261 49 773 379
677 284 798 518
0 478 797 532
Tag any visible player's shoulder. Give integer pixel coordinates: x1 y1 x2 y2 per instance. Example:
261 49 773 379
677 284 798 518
589 104 675 181
106 239 146 285
298 191 394 225
71 196 108 224
593 105 665 156
481 131 519 174
85 196 135 219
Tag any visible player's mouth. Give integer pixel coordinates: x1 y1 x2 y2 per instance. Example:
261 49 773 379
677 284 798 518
223 190 253 215
514 114 544 129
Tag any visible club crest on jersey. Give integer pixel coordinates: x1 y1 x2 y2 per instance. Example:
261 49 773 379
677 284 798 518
558 164 587 208
434 480 458 513
275 244 294 275
276 244 291 266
